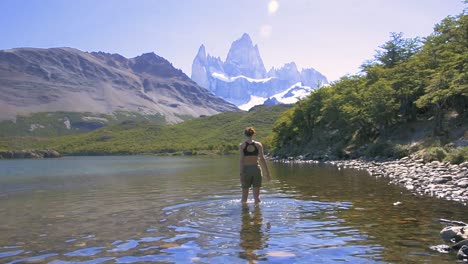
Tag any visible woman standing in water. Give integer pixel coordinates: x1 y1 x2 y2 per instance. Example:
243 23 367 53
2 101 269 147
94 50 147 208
239 127 271 203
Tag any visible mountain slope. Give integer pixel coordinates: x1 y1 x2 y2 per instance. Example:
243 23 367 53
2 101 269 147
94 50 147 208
1 105 291 155
0 47 238 123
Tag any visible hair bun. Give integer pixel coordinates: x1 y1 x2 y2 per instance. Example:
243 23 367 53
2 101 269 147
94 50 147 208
244 127 256 137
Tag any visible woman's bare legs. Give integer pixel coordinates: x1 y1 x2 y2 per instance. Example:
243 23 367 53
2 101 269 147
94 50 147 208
242 188 249 203
253 187 261 203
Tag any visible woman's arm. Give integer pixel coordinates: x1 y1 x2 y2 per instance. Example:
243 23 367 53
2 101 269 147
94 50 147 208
257 142 271 181
239 143 245 183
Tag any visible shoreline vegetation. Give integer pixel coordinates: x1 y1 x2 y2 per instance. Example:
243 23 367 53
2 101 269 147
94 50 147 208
0 149 61 159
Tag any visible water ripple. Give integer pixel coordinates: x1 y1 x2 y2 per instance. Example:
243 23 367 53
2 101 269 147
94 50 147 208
0 250 23 258
0 157 406 263
49 257 115 264
0 195 384 264
8 253 58 264
65 246 105 257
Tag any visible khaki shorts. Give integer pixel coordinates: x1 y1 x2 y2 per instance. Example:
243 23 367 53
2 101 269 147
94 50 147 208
242 165 262 188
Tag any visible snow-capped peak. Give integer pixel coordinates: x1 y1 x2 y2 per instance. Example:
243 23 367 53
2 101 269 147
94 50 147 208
190 33 328 109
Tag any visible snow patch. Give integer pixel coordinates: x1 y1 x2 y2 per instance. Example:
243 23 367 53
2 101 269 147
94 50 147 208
211 72 274 83
29 124 45 132
63 118 71 129
239 82 314 110
82 116 109 123
238 96 267 111
272 82 312 104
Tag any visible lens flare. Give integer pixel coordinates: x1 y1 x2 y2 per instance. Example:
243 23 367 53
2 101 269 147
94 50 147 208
268 0 279 15
260 24 272 38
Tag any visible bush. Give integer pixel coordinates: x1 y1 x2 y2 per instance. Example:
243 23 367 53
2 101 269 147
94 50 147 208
364 142 409 158
444 147 468 164
421 147 447 162
391 144 411 158
365 142 389 157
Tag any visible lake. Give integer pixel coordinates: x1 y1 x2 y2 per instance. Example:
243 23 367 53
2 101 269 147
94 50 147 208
0 156 467 263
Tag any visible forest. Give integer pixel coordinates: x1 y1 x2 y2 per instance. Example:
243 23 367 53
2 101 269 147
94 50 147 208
271 13 467 163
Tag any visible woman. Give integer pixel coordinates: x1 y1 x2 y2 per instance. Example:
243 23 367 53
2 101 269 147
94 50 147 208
239 127 271 203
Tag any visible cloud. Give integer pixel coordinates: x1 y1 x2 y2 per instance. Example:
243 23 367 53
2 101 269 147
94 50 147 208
268 0 279 15
260 24 272 38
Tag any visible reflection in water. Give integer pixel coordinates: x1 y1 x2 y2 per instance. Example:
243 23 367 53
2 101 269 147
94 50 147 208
239 204 270 262
0 156 467 263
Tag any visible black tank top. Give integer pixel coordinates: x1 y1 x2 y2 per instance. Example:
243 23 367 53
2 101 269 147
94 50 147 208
243 141 259 156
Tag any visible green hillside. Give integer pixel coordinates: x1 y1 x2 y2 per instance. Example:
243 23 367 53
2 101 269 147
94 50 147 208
271 13 467 163
2 105 290 155
0 111 166 137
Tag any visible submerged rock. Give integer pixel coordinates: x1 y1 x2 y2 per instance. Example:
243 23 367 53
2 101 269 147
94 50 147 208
457 245 468 261
429 244 451 253
453 240 468 250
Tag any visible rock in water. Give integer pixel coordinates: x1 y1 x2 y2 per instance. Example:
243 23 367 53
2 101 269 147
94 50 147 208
440 226 468 243
453 240 468 250
457 245 468 261
429 244 451 253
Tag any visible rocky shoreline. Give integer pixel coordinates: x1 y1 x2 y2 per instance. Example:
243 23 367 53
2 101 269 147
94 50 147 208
271 156 468 205
0 149 61 159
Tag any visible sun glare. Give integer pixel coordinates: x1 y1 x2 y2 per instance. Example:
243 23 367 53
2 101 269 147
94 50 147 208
268 0 279 15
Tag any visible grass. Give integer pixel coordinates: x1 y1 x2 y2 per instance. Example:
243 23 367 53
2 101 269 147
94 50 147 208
0 111 166 137
2 105 291 155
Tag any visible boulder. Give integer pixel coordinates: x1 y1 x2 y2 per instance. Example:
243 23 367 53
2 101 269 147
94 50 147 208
453 240 468 250
182 150 193 156
457 245 468 261
433 177 452 184
458 180 468 188
440 226 468 243
39 149 61 158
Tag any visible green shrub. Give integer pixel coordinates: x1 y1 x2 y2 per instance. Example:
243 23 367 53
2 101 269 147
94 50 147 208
391 144 411 158
421 147 447 162
444 147 468 164
365 142 387 157
364 142 411 158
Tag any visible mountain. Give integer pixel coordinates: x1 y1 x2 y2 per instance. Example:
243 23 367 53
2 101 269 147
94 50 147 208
224 33 267 79
191 33 328 110
0 47 238 124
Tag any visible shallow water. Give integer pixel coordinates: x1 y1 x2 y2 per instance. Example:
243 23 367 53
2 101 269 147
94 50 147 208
0 156 466 263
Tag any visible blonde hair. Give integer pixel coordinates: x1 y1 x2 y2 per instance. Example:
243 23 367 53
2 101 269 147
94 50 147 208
244 127 256 137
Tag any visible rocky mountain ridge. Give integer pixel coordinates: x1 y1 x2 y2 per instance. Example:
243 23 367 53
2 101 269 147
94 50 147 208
191 33 328 109
0 47 238 123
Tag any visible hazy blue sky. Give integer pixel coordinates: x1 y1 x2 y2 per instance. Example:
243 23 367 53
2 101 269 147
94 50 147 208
0 0 465 81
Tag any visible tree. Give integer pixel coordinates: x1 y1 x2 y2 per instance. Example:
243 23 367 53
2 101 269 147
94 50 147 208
416 14 468 135
374 32 422 68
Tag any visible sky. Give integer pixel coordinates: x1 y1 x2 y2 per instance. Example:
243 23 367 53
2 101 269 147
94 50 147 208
0 0 465 82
